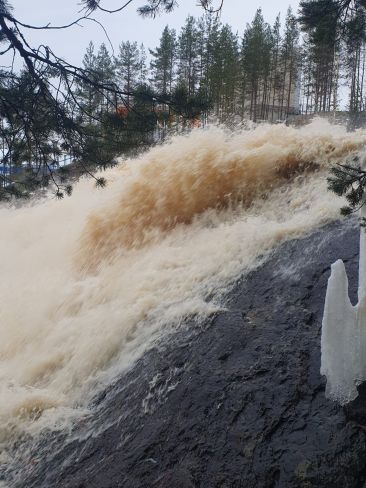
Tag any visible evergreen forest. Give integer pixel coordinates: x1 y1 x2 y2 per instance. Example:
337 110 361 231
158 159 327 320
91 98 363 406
2 0 366 198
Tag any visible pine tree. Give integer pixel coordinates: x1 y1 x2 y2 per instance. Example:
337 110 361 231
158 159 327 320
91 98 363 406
301 33 315 114
214 24 239 118
77 41 100 123
269 14 282 121
205 15 222 116
95 43 116 113
241 9 272 122
177 16 200 96
115 41 140 106
281 8 300 121
0 0 224 199
149 26 176 96
299 0 339 114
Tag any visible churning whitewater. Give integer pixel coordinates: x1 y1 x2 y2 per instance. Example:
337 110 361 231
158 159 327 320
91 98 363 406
1 120 366 452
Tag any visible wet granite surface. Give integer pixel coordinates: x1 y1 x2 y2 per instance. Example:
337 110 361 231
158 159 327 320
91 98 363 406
12 219 366 488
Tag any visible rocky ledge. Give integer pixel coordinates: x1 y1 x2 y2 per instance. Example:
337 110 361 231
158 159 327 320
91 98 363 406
15 219 366 488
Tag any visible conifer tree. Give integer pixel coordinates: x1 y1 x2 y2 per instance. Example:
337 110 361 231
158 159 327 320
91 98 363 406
299 0 339 114
281 8 300 121
149 26 176 95
115 41 141 106
215 24 239 118
0 0 223 199
241 9 272 122
205 15 222 116
77 41 100 123
268 14 282 121
177 16 200 96
300 33 315 114
95 43 116 113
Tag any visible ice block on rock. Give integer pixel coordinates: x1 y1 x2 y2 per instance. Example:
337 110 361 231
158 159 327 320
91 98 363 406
321 260 358 404
321 207 366 405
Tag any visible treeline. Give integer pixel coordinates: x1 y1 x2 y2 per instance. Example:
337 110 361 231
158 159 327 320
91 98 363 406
79 2 366 128
80 8 301 125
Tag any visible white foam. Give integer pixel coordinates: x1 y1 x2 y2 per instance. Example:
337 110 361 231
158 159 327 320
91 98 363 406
1 120 365 443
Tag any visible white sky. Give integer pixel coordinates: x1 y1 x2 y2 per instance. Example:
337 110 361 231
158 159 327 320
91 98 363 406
10 0 300 64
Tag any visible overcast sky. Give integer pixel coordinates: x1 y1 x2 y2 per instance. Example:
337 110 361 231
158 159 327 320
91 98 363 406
10 0 300 64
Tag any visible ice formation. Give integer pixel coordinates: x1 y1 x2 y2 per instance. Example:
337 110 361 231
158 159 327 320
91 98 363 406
321 207 366 405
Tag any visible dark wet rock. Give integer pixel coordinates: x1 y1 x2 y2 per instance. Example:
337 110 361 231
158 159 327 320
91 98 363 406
12 219 366 488
345 383 366 426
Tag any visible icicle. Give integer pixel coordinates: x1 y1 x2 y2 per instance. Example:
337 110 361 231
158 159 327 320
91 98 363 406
321 207 366 405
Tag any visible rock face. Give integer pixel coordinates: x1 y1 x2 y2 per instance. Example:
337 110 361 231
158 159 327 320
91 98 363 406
14 220 366 488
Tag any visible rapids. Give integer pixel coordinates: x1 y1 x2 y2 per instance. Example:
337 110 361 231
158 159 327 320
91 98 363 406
1 120 365 451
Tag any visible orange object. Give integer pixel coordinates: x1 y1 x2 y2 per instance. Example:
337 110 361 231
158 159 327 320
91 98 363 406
115 105 129 118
